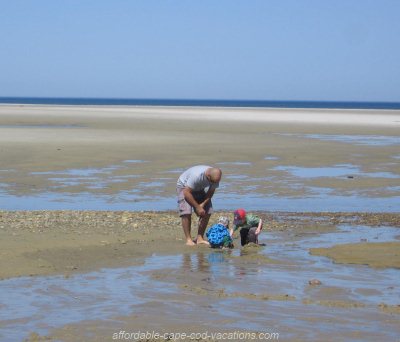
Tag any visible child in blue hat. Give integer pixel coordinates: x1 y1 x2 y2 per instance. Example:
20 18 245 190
206 216 234 249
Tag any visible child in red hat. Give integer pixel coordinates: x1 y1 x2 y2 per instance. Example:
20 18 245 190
233 208 263 246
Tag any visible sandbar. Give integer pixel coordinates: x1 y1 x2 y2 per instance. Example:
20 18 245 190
310 241 400 268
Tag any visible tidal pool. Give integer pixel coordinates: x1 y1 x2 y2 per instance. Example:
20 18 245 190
0 124 84 129
273 164 400 179
1 188 400 212
303 134 400 146
1 225 399 341
275 133 400 146
1 160 399 212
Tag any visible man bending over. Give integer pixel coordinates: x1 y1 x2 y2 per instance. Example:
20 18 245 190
177 165 222 246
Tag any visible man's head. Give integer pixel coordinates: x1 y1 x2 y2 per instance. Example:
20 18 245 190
206 167 222 184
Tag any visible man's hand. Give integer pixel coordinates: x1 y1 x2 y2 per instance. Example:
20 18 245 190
195 204 206 217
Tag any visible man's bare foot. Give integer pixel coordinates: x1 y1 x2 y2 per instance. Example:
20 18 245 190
195 237 210 246
186 239 196 246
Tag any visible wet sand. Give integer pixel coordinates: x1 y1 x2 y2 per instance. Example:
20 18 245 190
310 241 400 268
0 105 399 203
1 210 398 280
1 211 398 342
1 105 400 341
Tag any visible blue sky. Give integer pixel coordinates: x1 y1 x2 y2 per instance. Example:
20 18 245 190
1 1 400 101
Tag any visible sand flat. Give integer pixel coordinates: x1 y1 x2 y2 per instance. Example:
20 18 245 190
1 105 400 340
1 104 400 125
0 105 399 202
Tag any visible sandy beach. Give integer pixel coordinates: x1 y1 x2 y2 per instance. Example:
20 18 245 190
0 105 400 341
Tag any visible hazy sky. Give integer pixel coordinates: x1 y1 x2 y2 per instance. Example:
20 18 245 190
1 1 400 101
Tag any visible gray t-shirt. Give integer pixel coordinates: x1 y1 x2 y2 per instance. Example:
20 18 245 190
177 165 219 191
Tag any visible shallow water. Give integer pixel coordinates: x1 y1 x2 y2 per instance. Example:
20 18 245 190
1 188 400 212
263 225 400 303
273 164 400 179
0 124 84 129
1 151 399 211
276 133 400 146
1 163 400 211
1 225 399 341
304 134 400 146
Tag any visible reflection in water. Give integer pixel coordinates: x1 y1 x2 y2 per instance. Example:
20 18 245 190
182 252 210 273
181 251 229 274
181 251 247 280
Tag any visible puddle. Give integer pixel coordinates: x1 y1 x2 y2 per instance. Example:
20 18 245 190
0 190 175 211
51 177 140 190
161 168 185 174
216 162 252 166
276 133 400 146
1 225 399 341
0 162 399 212
303 134 400 146
0 124 84 129
274 164 359 178
28 166 144 191
31 166 123 177
273 164 400 179
137 181 165 188
123 160 148 164
265 156 280 160
225 174 249 180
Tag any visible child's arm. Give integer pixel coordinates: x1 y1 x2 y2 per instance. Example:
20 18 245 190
231 224 240 238
255 219 263 235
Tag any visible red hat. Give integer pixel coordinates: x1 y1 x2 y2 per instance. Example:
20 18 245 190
234 208 246 224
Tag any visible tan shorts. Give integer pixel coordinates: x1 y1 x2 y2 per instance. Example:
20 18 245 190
177 188 213 217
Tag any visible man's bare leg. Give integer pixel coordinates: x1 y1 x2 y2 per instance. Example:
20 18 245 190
196 214 211 245
181 214 195 246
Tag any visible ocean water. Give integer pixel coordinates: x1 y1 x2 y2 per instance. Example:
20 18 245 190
1 97 400 110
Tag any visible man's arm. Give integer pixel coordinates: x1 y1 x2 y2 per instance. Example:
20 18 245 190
199 186 216 208
183 187 206 217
